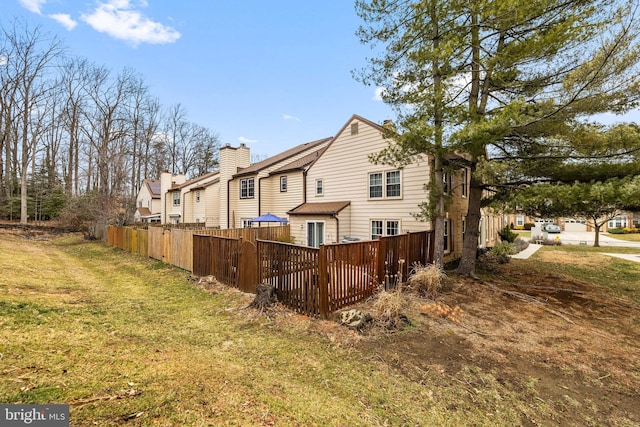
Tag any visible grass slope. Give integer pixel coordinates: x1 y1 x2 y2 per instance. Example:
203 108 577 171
1 231 638 426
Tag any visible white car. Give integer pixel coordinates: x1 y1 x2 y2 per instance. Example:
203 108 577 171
544 223 561 233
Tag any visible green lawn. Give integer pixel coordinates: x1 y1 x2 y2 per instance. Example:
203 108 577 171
605 232 640 242
0 233 507 426
2 231 638 426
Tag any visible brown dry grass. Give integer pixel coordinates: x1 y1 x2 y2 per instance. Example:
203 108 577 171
1 226 639 426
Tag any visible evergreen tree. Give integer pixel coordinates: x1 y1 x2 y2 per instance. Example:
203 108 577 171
356 0 640 275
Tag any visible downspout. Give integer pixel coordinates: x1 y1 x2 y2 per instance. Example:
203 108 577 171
302 169 307 203
163 190 167 224
182 191 187 223
227 179 230 229
258 176 266 216
333 213 339 244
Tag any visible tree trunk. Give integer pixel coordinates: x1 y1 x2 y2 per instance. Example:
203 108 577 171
456 165 482 276
593 224 601 247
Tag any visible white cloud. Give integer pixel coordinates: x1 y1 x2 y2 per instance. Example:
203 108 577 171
0 56 7 66
238 136 257 144
372 87 385 101
49 13 78 31
283 114 301 122
19 0 46 14
80 0 181 46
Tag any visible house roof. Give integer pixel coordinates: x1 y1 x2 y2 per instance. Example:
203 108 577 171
269 147 328 175
136 207 153 216
173 170 220 190
288 201 351 216
305 114 385 171
145 180 161 197
234 137 332 178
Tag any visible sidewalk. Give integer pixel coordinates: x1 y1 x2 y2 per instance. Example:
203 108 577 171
510 243 543 259
602 253 640 263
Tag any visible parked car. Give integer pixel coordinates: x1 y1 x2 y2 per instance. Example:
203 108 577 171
544 223 561 233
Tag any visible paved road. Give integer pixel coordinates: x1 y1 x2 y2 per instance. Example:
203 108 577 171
546 231 640 248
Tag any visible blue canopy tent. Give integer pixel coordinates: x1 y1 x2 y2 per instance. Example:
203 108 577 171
248 212 288 225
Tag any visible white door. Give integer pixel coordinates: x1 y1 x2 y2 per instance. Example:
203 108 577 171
307 221 325 248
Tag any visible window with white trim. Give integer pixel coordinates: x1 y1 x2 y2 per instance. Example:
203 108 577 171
196 191 200 203
315 179 323 196
369 173 383 198
369 170 401 199
386 220 399 236
371 220 383 239
444 219 451 253
386 171 401 197
443 172 453 194
608 216 628 229
516 215 524 227
371 219 400 239
280 176 287 192
172 191 180 206
461 169 468 197
240 178 255 199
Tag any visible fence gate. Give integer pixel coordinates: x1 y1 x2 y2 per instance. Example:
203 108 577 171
238 240 258 294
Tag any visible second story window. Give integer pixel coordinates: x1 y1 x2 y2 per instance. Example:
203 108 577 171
461 169 468 197
196 191 200 202
369 170 401 199
172 191 180 206
369 173 383 198
240 178 255 199
386 171 401 197
315 179 323 196
443 171 453 195
280 176 287 192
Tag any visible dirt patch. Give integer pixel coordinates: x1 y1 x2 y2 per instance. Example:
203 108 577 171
0 222 78 240
246 261 640 426
536 250 606 267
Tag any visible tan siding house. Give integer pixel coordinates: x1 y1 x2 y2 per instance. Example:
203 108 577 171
289 115 471 258
140 114 498 259
226 138 331 228
134 179 161 222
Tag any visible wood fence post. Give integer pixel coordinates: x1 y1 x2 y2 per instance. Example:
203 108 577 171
318 245 329 319
377 237 387 288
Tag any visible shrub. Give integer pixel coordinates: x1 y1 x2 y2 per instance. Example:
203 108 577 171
512 238 529 253
524 223 534 230
373 290 405 320
498 225 518 243
607 228 627 234
488 242 517 263
407 263 447 299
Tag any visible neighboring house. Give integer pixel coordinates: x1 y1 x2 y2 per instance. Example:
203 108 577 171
141 114 500 258
287 115 473 259
160 170 220 225
134 179 161 223
225 138 331 229
156 139 331 228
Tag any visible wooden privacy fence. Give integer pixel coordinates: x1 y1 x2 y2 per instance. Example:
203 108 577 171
193 231 434 318
258 241 322 316
108 225 290 272
379 231 435 289
193 235 258 294
109 226 433 318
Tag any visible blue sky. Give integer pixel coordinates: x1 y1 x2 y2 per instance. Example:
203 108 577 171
4 0 640 159
4 0 394 157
